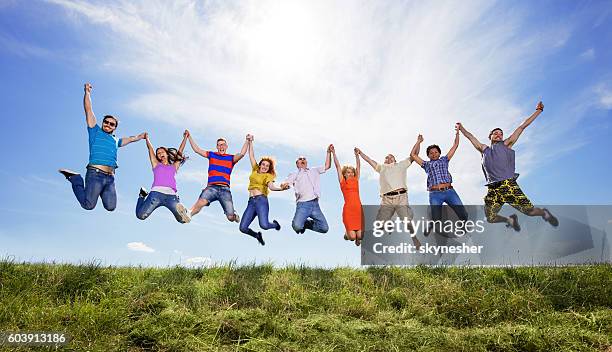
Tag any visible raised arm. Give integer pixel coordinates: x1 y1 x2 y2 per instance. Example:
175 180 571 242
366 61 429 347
446 127 460 160
120 132 146 147
356 148 378 170
233 135 250 163
410 135 424 166
247 135 257 168
330 145 343 183
324 144 332 171
186 131 208 158
178 131 188 155
504 101 544 148
174 130 189 170
457 122 487 153
144 133 158 169
354 148 361 179
83 83 96 128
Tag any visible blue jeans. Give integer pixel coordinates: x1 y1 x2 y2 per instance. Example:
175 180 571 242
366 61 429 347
239 195 278 236
292 198 329 234
429 188 468 221
68 168 116 211
199 185 235 216
136 191 187 223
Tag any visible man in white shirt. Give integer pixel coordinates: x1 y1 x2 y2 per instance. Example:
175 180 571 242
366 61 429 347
357 148 421 248
281 146 332 234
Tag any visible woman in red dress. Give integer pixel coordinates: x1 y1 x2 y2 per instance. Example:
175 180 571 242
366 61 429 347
331 145 363 246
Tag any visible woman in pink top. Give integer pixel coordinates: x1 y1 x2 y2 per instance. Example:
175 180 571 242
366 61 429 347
135 131 190 223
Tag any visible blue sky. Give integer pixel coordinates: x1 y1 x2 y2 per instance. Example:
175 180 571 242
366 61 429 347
1 0 611 267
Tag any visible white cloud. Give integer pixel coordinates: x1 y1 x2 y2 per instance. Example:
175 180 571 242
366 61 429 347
0 32 53 58
49 0 574 202
126 241 155 253
580 48 595 60
597 88 612 110
184 256 212 267
20 174 63 187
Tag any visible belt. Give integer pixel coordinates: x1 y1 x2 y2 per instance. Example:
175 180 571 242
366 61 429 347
383 189 407 197
429 185 453 192
87 165 115 175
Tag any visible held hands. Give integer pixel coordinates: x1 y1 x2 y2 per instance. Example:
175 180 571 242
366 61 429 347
455 122 464 132
137 132 146 141
354 147 360 156
536 101 544 112
143 132 149 141
183 130 190 139
280 182 290 190
328 144 335 153
246 134 254 142
84 83 92 94
454 123 460 135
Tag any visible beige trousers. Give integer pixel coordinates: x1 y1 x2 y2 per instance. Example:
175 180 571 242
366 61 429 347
376 192 414 223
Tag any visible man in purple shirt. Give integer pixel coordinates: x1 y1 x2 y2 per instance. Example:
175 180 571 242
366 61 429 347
458 101 558 231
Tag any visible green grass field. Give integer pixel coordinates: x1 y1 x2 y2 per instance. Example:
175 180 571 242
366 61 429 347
0 260 610 351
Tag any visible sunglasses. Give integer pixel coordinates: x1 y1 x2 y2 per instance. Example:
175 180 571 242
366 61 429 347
103 120 117 127
297 157 307 161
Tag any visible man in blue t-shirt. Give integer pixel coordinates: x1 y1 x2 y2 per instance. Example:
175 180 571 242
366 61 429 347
457 101 558 231
59 83 145 211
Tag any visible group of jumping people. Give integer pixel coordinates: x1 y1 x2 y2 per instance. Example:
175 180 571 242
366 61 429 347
59 83 559 247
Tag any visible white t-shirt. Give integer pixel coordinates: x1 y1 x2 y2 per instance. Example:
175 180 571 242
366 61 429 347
375 158 412 195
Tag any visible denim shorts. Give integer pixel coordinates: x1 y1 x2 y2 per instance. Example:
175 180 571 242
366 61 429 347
199 184 235 215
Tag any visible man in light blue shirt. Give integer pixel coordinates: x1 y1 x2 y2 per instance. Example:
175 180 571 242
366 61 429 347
59 83 145 211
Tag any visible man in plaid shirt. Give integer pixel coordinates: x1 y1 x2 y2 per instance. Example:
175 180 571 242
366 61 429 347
411 125 468 236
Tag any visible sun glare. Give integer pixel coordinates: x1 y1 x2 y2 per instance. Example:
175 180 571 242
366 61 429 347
244 2 321 81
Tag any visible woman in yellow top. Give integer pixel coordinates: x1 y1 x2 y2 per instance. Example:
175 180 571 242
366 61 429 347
239 134 289 245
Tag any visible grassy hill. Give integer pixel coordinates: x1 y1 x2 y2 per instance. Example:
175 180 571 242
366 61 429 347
0 260 610 351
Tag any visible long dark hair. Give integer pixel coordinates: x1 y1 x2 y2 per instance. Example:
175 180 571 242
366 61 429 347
156 147 188 165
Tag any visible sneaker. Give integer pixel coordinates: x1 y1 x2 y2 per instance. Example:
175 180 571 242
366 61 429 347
304 219 314 231
233 213 240 223
542 208 559 227
506 214 521 232
139 187 148 198
273 220 281 231
58 169 79 179
296 223 308 235
176 203 191 224
254 232 265 246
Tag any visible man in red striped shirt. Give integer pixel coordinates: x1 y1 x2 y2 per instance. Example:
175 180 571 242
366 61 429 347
185 130 249 222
